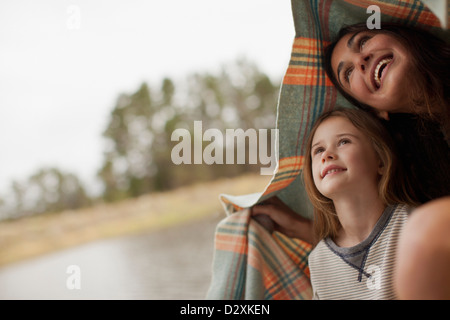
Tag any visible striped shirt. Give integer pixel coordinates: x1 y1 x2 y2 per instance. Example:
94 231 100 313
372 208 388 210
308 204 410 300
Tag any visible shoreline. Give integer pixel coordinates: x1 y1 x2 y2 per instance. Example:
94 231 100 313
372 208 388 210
0 173 271 267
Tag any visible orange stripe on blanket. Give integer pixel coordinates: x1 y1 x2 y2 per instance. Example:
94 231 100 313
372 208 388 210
284 37 333 86
215 234 248 253
214 213 250 252
228 202 244 212
277 155 305 171
218 197 244 212
284 65 322 75
247 222 313 299
283 71 334 86
271 172 301 183
414 8 444 28
263 178 296 196
290 38 329 60
272 156 304 178
291 37 330 49
263 156 305 195
272 170 301 181
273 233 312 276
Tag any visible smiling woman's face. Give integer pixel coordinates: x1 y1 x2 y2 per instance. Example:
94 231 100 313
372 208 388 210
331 30 418 119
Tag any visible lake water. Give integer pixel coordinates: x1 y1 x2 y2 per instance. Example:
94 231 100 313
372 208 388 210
0 214 222 300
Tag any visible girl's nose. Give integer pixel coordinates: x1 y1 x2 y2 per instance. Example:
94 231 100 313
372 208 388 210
321 150 336 163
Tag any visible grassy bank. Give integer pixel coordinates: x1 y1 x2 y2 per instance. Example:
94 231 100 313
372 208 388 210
0 173 271 267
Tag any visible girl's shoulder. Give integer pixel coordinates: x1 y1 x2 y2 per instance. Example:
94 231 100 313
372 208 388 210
308 239 328 261
308 236 340 267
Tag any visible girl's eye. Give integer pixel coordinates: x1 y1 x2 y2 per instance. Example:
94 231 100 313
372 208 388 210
313 147 324 155
339 138 350 146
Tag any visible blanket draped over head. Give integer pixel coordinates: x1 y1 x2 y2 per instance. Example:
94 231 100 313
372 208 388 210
206 0 449 300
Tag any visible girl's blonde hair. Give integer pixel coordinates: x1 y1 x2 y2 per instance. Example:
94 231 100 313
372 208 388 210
303 108 417 241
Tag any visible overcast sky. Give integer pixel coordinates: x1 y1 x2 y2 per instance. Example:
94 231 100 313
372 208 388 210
0 0 294 196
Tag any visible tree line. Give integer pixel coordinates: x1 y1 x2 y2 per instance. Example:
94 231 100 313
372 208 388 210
0 58 280 220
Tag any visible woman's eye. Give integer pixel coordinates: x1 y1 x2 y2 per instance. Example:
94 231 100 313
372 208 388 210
344 67 353 82
359 36 371 50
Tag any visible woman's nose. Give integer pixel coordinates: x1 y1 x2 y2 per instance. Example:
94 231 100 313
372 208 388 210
356 53 371 73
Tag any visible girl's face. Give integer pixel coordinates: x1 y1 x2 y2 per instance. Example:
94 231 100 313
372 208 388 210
331 30 417 119
311 116 382 199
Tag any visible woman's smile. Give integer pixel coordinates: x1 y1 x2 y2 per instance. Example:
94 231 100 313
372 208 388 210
372 55 394 89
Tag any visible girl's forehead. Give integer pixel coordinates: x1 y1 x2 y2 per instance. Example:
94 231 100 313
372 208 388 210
316 116 355 132
312 116 361 140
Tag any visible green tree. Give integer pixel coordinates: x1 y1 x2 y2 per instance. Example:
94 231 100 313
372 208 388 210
181 58 279 176
99 83 157 200
6 167 90 218
98 58 280 201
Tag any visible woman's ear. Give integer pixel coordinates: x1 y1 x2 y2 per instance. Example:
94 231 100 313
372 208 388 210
377 111 390 120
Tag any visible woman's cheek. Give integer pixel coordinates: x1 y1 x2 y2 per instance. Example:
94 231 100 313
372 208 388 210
350 76 372 105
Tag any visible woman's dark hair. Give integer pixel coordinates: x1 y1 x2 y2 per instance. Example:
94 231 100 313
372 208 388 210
323 23 450 141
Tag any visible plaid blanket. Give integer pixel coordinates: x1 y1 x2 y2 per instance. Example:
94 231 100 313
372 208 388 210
208 209 313 299
207 0 449 300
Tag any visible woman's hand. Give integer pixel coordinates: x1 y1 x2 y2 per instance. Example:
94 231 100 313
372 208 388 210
251 196 315 245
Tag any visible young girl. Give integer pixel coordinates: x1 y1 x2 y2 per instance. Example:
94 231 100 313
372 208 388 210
254 108 417 299
307 108 419 299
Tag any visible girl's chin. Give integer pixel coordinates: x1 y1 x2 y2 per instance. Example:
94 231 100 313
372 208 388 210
319 187 342 199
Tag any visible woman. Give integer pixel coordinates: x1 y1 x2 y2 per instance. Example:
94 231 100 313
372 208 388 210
324 23 450 203
324 23 450 141
253 23 450 299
